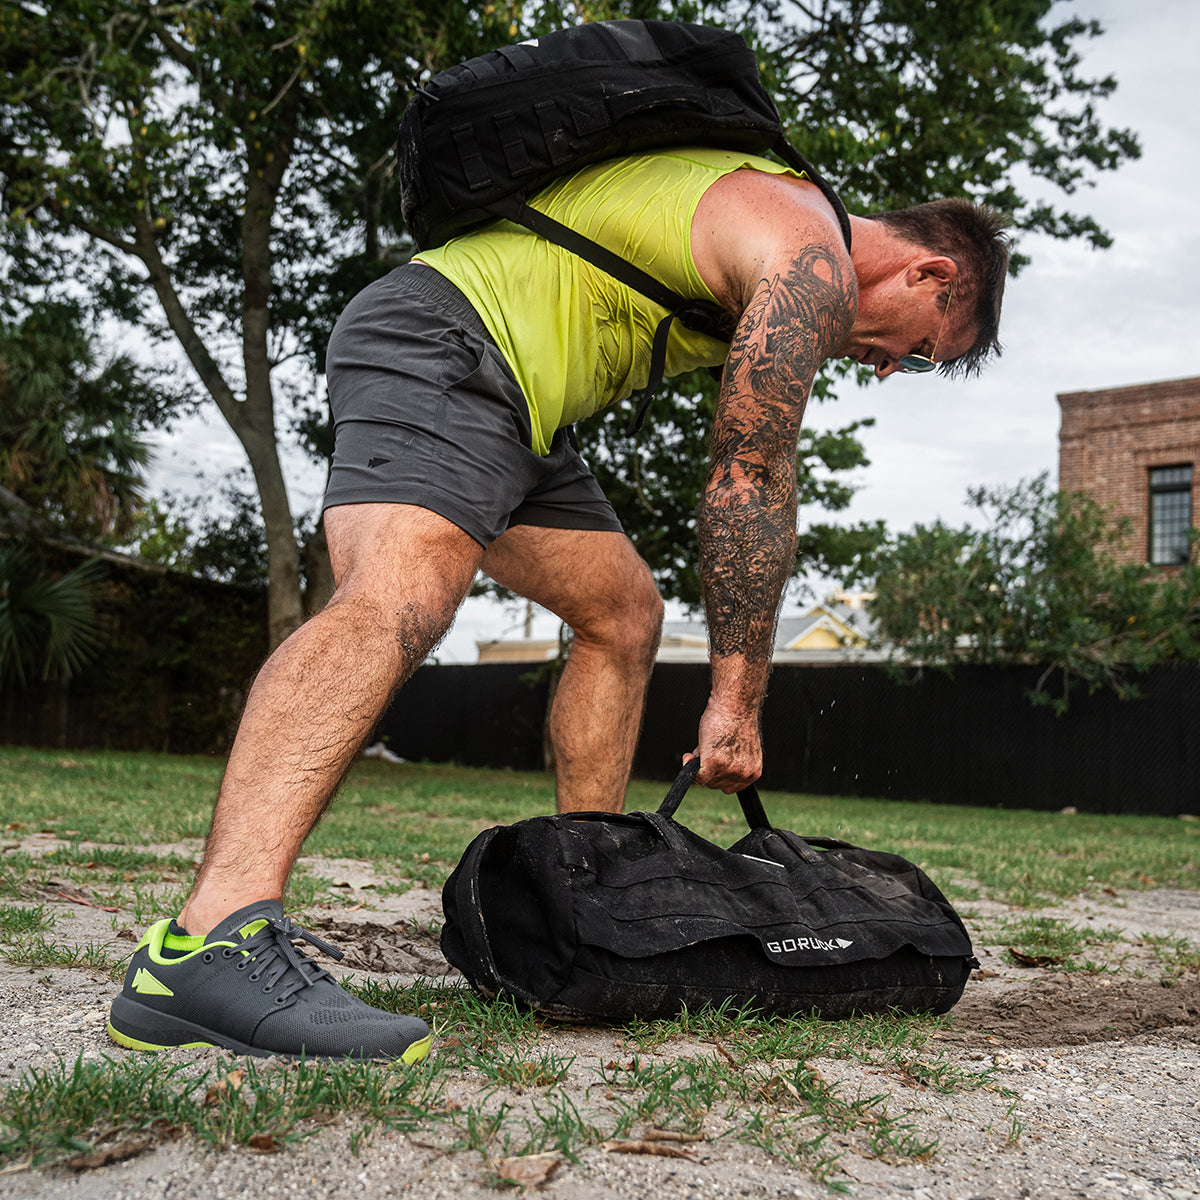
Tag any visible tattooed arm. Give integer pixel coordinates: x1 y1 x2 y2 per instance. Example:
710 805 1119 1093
689 180 856 792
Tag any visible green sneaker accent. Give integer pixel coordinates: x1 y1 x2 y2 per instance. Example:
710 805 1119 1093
106 1020 213 1053
108 900 432 1062
131 967 174 997
159 923 208 960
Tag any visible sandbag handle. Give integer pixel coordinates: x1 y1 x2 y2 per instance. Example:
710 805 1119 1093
657 757 772 830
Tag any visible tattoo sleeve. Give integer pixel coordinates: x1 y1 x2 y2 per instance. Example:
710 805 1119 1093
699 244 855 689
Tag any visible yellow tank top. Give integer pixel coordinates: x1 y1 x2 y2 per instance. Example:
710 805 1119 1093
415 148 794 455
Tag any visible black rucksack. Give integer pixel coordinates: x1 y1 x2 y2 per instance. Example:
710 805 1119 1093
396 19 851 430
441 760 977 1023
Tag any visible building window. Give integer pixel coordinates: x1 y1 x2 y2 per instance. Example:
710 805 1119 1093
1148 464 1193 565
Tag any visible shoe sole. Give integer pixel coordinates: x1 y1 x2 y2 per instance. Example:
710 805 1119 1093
107 995 432 1064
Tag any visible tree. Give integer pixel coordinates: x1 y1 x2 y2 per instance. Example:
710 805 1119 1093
580 0 1142 597
0 302 162 539
853 475 1200 711
761 0 1140 257
0 543 104 689
1 0 1140 640
2 0 522 645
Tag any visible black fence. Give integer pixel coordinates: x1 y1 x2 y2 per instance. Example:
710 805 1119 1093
0 555 267 755
375 662 552 774
378 661 1200 816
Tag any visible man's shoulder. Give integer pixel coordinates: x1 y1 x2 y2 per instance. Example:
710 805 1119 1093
702 167 846 235
692 168 853 311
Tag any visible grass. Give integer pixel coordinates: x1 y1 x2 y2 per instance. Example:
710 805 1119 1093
0 904 53 939
987 914 1128 972
1139 931 1200 985
1 933 126 979
0 1053 444 1167
0 745 1197 1180
2 746 1198 906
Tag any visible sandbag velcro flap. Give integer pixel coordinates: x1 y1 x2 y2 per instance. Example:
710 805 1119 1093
568 98 610 139
534 100 571 165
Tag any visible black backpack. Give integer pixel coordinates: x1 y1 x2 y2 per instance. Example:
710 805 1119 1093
441 760 977 1023
396 19 851 431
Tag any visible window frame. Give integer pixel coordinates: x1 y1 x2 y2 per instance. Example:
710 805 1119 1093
1147 463 1193 567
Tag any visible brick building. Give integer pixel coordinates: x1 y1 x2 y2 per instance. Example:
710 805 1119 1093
1057 375 1200 566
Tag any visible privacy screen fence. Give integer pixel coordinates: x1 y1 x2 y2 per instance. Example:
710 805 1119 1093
377 661 1200 816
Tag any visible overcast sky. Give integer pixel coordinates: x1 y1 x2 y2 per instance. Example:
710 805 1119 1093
147 0 1199 663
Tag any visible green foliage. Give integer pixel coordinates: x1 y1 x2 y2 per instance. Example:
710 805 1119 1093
0 550 265 752
117 480 270 587
753 0 1141 265
579 370 885 605
0 302 163 539
855 474 1200 710
0 545 104 688
0 0 1140 620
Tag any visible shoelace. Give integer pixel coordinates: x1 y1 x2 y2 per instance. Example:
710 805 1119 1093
229 916 345 1003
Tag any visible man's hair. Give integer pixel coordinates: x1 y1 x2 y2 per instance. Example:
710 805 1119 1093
867 199 1012 378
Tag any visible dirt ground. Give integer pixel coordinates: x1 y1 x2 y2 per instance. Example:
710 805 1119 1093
0 838 1197 1199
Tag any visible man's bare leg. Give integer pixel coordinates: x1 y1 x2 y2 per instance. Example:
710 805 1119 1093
180 503 483 935
482 526 662 812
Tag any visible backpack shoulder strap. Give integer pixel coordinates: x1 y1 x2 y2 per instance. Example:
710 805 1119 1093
772 138 853 252
488 138 852 437
489 193 729 435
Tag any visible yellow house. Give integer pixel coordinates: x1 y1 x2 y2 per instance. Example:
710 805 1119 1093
475 592 879 664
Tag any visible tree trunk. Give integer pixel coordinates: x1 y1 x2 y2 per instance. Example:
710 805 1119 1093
239 95 305 649
240 416 304 649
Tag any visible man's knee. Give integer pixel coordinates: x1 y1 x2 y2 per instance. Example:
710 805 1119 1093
629 579 665 655
323 587 454 670
576 567 664 662
314 505 484 678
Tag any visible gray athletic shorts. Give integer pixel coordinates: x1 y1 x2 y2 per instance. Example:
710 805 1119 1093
322 263 622 547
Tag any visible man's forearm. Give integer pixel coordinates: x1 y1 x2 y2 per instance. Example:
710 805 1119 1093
690 236 853 785
698 461 796 713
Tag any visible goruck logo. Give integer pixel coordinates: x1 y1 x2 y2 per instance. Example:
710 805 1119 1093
765 934 855 954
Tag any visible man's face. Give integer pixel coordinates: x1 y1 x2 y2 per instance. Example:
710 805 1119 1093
840 270 974 378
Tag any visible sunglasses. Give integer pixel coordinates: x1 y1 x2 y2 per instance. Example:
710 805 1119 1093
897 282 953 374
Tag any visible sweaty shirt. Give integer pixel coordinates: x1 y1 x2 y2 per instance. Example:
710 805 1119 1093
415 147 795 455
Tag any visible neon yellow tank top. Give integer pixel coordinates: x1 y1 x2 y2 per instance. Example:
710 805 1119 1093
415 148 793 455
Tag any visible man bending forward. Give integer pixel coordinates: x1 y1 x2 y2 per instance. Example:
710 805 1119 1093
107 146 1009 1061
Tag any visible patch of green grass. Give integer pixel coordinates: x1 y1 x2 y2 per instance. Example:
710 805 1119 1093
0 1053 444 1166
0 846 196 922
988 915 1127 971
349 977 546 1044
1140 931 1200 985
1 933 127 980
0 904 54 939
0 750 219 844
338 979 978 1182
4 748 1200 905
0 979 1003 1179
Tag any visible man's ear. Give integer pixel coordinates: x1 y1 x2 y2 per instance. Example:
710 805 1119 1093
904 256 958 288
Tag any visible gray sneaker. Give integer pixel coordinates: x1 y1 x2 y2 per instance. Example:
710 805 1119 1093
107 900 432 1062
